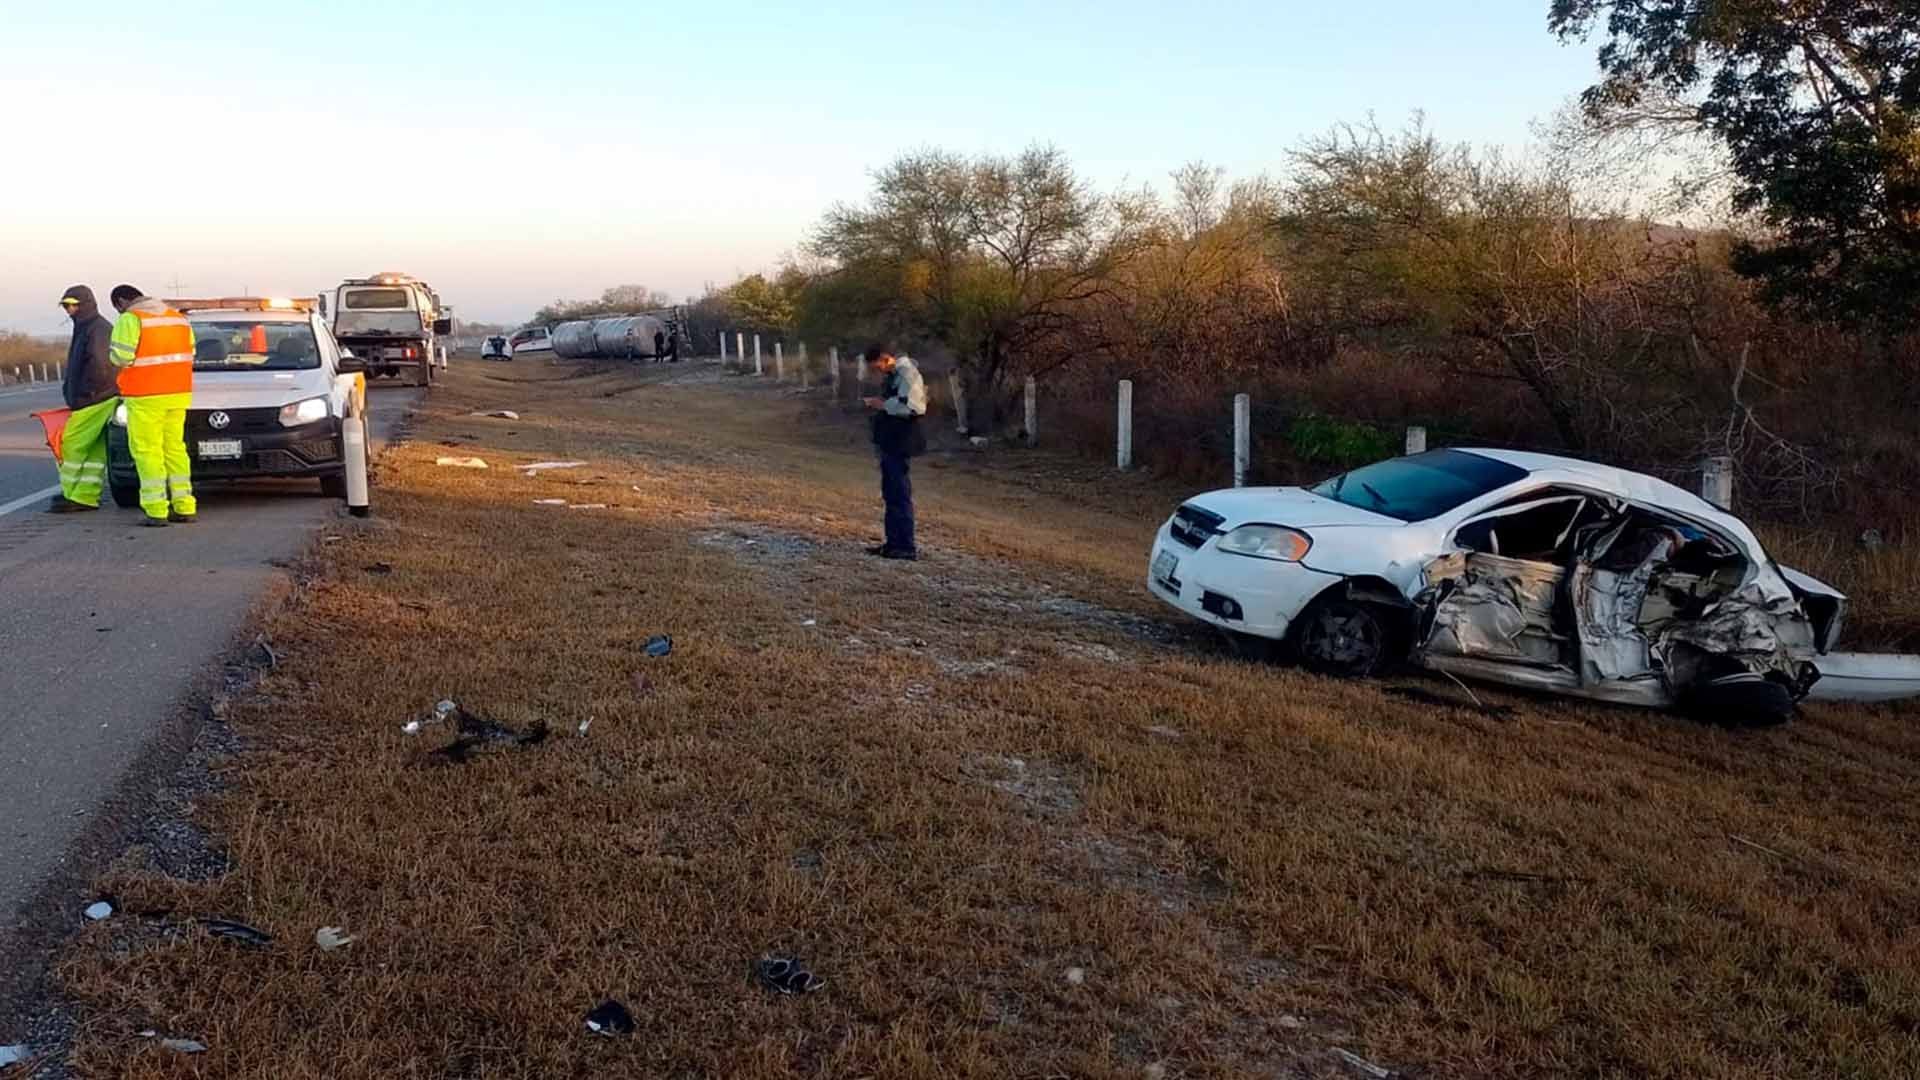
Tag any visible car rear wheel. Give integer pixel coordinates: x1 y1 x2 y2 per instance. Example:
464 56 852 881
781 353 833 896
320 472 347 499
1291 597 1393 678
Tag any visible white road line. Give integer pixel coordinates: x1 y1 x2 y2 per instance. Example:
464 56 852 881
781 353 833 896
0 485 62 519
0 384 60 401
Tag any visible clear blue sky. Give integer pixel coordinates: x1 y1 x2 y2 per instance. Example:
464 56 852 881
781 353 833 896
0 0 1599 332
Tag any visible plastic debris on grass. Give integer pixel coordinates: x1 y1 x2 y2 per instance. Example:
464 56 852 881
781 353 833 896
434 456 489 469
473 410 519 420
584 1000 635 1036
84 900 113 920
532 498 567 506
754 956 826 995
1334 1048 1393 1079
428 706 551 764
644 634 673 658
577 718 592 737
0 1045 28 1067
314 926 355 951
1065 966 1087 986
568 503 608 510
202 918 272 948
520 461 587 476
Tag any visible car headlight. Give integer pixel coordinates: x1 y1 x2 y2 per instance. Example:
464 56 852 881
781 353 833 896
1216 524 1313 562
278 396 330 427
112 403 129 427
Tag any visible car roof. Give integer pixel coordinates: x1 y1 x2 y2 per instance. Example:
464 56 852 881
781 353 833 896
186 309 313 322
1457 447 1758 548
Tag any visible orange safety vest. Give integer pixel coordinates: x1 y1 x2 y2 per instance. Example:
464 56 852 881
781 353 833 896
118 306 194 397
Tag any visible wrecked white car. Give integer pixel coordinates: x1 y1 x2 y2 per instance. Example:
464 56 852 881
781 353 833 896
1147 448 1906 724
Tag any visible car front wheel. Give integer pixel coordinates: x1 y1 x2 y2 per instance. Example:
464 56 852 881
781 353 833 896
1291 597 1394 678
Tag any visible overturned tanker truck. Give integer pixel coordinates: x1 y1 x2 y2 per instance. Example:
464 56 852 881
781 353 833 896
551 314 673 360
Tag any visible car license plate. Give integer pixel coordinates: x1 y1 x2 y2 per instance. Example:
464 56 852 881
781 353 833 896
198 439 243 460
1153 550 1179 585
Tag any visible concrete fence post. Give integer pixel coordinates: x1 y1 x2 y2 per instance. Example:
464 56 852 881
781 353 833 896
1701 455 1734 509
775 342 784 380
1024 376 1038 446
1117 379 1134 470
1233 393 1250 488
719 331 727 361
753 335 763 376
949 372 968 434
829 346 840 395
1405 425 1427 455
798 342 808 383
735 332 745 368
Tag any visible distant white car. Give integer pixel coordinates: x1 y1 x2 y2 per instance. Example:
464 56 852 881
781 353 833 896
509 325 553 354
480 335 511 361
1145 448 1910 721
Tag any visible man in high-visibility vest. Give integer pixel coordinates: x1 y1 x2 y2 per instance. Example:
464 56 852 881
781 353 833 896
108 284 196 526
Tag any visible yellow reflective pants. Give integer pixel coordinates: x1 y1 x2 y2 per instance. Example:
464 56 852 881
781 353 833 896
125 392 195 520
58 398 117 508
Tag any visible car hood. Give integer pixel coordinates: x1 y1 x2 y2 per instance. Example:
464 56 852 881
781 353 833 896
1182 486 1399 530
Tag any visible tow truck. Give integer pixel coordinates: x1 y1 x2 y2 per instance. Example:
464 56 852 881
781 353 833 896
321 272 451 387
106 297 366 506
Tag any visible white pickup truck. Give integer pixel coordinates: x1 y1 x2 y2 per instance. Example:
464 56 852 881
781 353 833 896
106 298 365 505
322 272 451 387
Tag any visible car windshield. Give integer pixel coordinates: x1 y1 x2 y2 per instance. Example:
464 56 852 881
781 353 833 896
1310 449 1528 522
191 319 321 370
343 288 411 309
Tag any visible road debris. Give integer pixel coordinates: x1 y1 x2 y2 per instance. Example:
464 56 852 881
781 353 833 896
1065 966 1087 986
645 635 673 658
314 926 355 951
520 461 587 475
0 1045 28 1067
435 699 458 719
202 918 272 948
434 456 489 469
568 503 608 510
532 498 567 506
84 900 113 920
1334 1048 1392 1079
159 1038 207 1054
473 410 520 420
801 618 817 627
755 956 826 995
401 720 422 735
1279 1015 1305 1029
584 999 635 1036
428 707 551 764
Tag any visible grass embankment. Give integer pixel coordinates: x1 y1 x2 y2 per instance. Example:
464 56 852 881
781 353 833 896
55 359 1920 1078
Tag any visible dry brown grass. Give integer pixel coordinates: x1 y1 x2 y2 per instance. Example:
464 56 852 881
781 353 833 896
52 360 1920 1078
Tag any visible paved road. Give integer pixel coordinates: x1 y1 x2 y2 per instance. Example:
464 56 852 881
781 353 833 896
0 384 419 925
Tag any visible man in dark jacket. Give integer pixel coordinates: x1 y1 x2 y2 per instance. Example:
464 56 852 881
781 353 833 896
862 344 927 560
50 285 117 512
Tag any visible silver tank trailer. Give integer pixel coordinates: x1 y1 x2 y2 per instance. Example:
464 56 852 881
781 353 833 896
590 315 669 359
551 320 598 358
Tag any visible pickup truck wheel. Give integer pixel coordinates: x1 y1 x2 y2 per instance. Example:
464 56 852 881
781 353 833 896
1291 597 1393 679
320 472 347 499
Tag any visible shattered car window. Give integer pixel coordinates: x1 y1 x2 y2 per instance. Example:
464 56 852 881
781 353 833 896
1311 450 1527 523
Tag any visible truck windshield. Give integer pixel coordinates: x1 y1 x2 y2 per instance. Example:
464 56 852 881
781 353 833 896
1309 449 1528 522
343 288 412 309
191 320 321 371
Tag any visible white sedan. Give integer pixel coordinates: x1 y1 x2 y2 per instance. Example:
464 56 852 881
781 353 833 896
1147 448 1911 722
